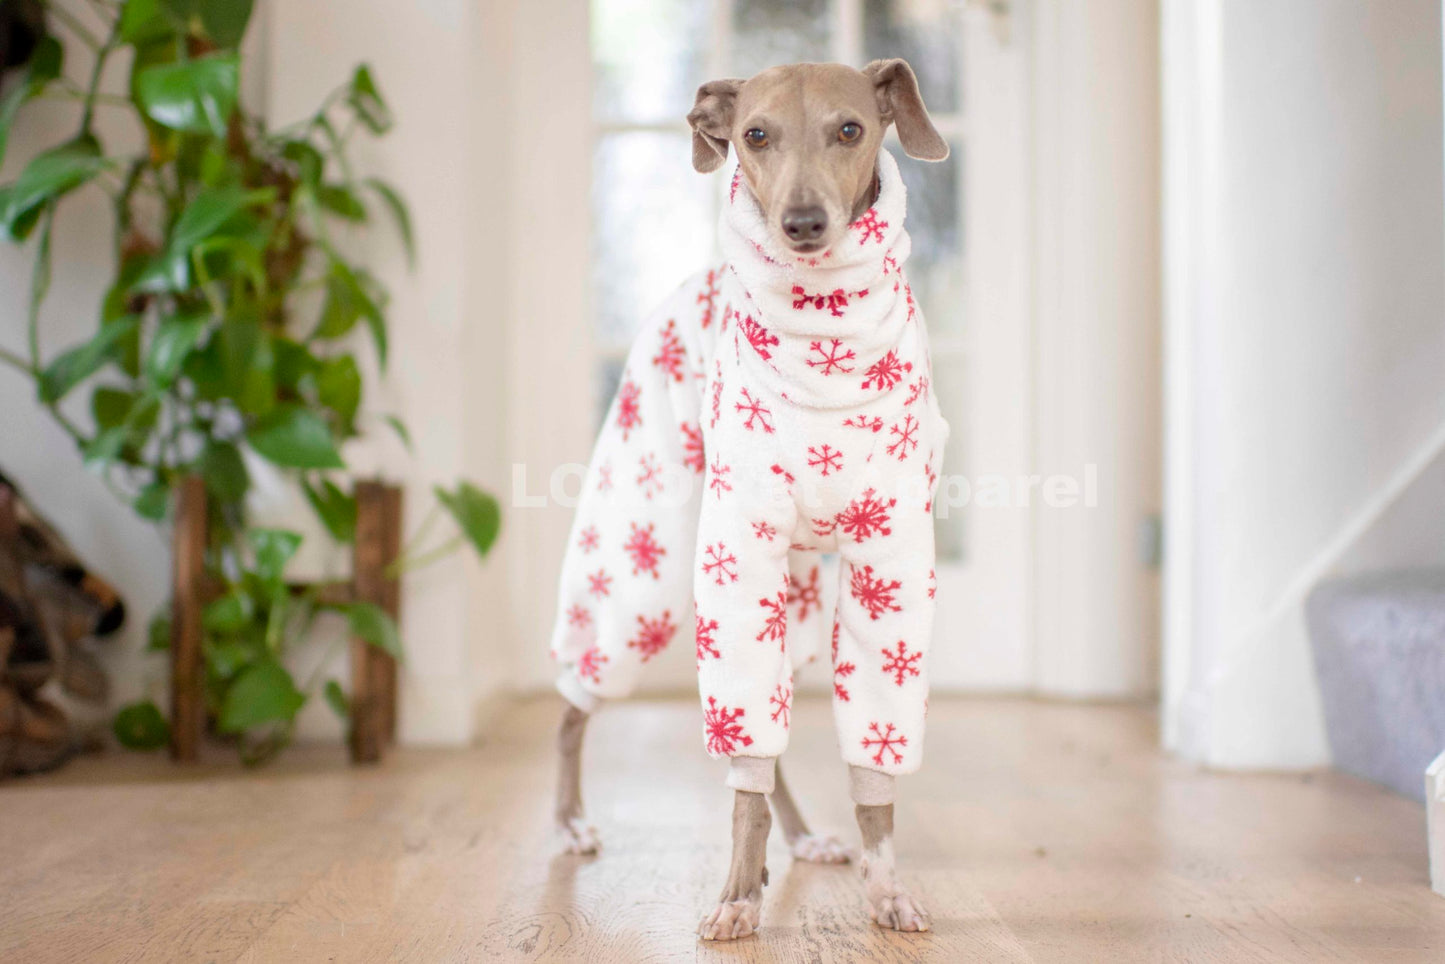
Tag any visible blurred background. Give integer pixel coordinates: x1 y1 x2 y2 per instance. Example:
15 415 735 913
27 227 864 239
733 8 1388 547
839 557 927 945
0 0 1441 788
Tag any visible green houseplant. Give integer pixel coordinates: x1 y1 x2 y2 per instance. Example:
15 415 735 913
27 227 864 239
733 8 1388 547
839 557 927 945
0 0 501 763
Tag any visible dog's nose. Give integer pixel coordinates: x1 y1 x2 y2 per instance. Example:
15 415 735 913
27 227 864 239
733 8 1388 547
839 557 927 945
781 206 828 243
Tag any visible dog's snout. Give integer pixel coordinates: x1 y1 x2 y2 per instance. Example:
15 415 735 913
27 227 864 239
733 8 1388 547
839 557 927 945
781 206 828 243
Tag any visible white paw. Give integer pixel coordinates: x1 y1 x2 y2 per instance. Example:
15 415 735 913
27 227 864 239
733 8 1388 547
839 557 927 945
697 897 762 941
790 833 851 864
869 891 931 932
557 817 600 855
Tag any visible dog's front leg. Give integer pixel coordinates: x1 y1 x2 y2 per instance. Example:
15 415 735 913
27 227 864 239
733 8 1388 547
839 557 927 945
555 703 599 854
856 790 930 932
698 789 771 941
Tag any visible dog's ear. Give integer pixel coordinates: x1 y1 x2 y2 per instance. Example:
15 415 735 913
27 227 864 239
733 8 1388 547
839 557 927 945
687 79 743 173
863 59 949 162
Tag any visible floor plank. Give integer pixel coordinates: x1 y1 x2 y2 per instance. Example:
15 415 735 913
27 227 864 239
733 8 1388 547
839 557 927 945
2 697 1441 962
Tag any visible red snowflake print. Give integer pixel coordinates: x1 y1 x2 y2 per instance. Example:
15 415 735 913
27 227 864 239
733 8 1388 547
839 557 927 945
710 361 725 428
832 617 855 702
811 516 838 538
756 589 788 647
623 522 666 578
697 268 720 329
735 388 775 433
708 455 733 499
636 452 664 499
882 252 900 276
702 542 739 586
925 452 939 513
577 526 599 553
752 520 777 541
861 350 913 392
880 640 923 685
927 568 937 600
788 565 822 623
615 377 642 440
836 488 896 541
903 282 917 323
806 338 857 375
566 604 591 629
577 646 608 684
696 612 720 663
627 610 677 662
652 319 686 382
739 315 780 360
850 564 903 620
904 376 930 407
769 683 792 727
704 696 753 755
680 421 705 473
791 285 867 318
597 461 614 492
729 169 743 203
587 569 612 598
853 209 888 244
861 721 908 765
886 414 919 461
807 444 843 476
842 413 884 433
771 463 796 486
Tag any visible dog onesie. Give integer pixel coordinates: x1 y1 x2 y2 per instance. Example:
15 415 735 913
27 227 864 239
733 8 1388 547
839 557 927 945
550 149 945 793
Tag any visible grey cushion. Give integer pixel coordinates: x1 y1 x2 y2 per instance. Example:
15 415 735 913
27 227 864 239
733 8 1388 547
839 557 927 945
1307 570 1445 803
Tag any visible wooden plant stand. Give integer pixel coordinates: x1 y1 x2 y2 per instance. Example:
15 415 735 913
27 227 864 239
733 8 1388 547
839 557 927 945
169 476 401 764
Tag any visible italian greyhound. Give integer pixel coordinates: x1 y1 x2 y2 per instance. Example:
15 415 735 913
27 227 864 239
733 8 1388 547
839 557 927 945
552 60 948 941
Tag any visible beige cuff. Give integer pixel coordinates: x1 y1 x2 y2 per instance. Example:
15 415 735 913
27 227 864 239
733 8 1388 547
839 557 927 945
555 673 601 714
726 756 777 794
849 765 896 806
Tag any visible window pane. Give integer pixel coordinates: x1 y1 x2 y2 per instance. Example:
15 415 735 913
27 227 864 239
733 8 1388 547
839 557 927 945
592 131 716 346
863 0 962 114
891 138 964 337
593 0 710 123
728 0 831 77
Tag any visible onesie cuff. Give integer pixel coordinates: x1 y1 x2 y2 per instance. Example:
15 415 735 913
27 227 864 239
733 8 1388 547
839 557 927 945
555 672 602 714
849 765 896 806
726 755 777 794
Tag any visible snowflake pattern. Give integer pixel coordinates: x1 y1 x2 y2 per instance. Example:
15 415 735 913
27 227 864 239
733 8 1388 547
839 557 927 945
832 618 855 702
886 414 919 461
756 589 788 647
652 319 686 382
615 376 642 440
627 610 677 662
751 520 777 541
739 315 780 360
880 640 923 686
623 522 666 578
680 421 705 473
636 452 663 499
587 569 612 598
769 683 792 727
696 611 720 663
577 526 599 553
596 462 613 492
904 376 930 407
697 268 720 328
861 350 913 392
928 568 937 600
566 604 591 629
850 564 903 620
771 463 796 486
836 488 896 542
805 338 857 375
853 209 888 244
577 646 608 684
791 285 868 318
709 361 725 428
708 455 733 499
701 542 739 586
735 388 775 433
787 565 822 623
842 413 884 433
861 721 908 765
807 444 843 476
704 696 754 755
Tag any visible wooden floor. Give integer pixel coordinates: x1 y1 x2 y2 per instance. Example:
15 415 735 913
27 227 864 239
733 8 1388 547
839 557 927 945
4 696 1443 962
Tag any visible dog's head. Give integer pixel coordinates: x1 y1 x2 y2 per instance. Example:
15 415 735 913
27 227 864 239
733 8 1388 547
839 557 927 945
687 60 948 256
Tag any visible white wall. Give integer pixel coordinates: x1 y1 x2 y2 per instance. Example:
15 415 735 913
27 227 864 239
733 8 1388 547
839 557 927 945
1163 0 1445 768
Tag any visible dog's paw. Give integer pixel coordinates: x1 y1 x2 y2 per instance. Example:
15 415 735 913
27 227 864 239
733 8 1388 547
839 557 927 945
697 897 762 941
869 891 931 932
556 817 600 856
790 833 851 864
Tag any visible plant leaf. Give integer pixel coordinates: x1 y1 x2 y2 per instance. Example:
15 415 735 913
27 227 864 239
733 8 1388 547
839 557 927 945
0 36 62 170
323 679 349 720
113 700 170 750
247 404 345 469
217 659 306 734
317 184 366 222
148 610 171 651
203 590 253 633
316 355 361 430
200 440 249 502
347 64 392 134
381 414 413 452
83 426 128 470
301 476 357 542
346 601 402 660
135 54 239 136
363 178 414 268
135 481 169 520
434 482 502 559
38 315 140 403
92 387 138 430
249 528 302 586
145 314 208 387
0 138 108 241
134 185 271 292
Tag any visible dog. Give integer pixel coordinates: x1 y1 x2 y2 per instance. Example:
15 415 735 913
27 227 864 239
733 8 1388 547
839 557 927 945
549 60 948 940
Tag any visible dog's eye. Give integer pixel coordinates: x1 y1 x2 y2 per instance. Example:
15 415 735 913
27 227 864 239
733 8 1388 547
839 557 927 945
839 122 862 143
744 128 769 149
